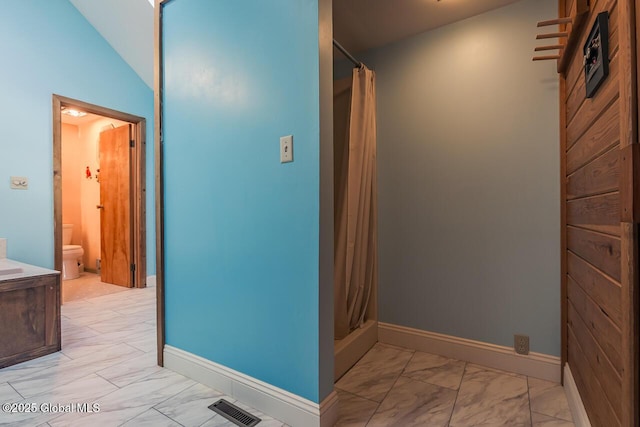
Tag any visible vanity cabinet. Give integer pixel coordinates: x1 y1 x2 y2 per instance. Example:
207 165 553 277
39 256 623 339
0 272 61 368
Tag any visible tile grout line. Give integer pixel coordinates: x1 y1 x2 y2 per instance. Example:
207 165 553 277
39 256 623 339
194 412 217 427
398 372 465 392
151 382 199 413
363 349 415 426
125 407 187 427
159 407 189 427
7 381 25 400
334 386 381 405
447 361 468 426
94 371 122 389
527 376 534 427
334 387 382 427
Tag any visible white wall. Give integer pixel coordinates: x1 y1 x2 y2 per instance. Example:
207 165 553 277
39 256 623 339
363 0 561 355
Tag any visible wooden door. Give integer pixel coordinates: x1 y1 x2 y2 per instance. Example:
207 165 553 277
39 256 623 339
99 125 133 287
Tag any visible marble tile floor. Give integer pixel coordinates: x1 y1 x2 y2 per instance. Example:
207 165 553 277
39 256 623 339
1 273 574 427
62 272 129 303
0 281 287 427
335 343 575 427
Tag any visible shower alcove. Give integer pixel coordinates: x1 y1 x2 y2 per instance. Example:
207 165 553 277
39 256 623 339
332 54 379 381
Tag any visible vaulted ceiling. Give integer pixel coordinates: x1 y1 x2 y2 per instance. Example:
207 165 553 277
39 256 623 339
69 0 523 88
69 0 154 88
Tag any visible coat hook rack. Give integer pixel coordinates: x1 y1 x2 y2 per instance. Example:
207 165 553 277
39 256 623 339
532 21 569 61
532 0 589 73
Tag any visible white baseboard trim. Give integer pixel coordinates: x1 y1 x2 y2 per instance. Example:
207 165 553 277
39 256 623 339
563 363 591 427
378 322 561 382
164 345 338 427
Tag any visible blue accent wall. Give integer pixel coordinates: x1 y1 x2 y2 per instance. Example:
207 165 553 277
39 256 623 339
366 0 561 355
162 0 329 403
0 1 154 273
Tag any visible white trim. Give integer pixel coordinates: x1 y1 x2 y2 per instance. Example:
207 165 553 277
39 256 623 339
164 345 338 427
563 363 591 427
378 322 561 382
146 274 156 287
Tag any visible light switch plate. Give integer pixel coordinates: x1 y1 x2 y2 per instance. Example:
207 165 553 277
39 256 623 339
280 135 293 163
10 176 28 190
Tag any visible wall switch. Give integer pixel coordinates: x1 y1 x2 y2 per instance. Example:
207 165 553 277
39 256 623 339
280 135 293 163
10 176 28 190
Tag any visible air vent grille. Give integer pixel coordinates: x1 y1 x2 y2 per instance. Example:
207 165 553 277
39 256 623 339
208 399 261 427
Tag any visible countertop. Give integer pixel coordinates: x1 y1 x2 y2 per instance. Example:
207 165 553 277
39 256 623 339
0 258 59 282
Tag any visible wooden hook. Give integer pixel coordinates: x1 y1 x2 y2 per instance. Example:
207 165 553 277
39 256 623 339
536 32 569 39
537 17 573 27
535 45 564 51
532 55 561 61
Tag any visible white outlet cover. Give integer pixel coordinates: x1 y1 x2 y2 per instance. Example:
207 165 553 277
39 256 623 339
10 176 28 190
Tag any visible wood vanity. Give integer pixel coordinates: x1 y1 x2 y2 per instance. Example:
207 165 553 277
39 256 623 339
0 260 61 369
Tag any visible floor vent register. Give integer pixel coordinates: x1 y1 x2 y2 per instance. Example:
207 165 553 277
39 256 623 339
208 399 261 426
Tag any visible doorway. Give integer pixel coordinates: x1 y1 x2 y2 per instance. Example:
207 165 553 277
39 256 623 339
52 95 147 297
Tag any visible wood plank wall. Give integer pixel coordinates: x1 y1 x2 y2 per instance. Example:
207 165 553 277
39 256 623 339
560 0 639 426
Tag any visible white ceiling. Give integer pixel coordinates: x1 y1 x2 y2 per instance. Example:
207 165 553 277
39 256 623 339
333 0 523 54
68 0 522 87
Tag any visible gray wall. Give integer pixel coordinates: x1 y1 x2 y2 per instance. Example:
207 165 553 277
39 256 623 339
366 0 560 355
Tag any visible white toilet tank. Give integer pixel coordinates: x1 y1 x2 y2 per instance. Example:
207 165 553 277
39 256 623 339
62 224 74 245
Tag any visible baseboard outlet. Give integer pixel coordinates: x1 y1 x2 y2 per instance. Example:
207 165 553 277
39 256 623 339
146 275 156 287
563 363 591 427
164 345 338 427
334 319 377 381
378 322 561 382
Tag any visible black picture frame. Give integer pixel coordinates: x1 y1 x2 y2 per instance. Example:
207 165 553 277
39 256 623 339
583 12 609 98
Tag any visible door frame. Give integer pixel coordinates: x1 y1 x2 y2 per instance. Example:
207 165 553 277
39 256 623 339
52 94 147 288
154 0 169 366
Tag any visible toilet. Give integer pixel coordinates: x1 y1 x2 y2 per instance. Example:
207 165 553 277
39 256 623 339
62 224 84 280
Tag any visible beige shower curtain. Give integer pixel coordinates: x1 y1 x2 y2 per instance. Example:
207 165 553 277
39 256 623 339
334 66 377 340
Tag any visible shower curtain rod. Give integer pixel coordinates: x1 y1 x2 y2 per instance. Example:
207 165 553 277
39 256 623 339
333 39 364 68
